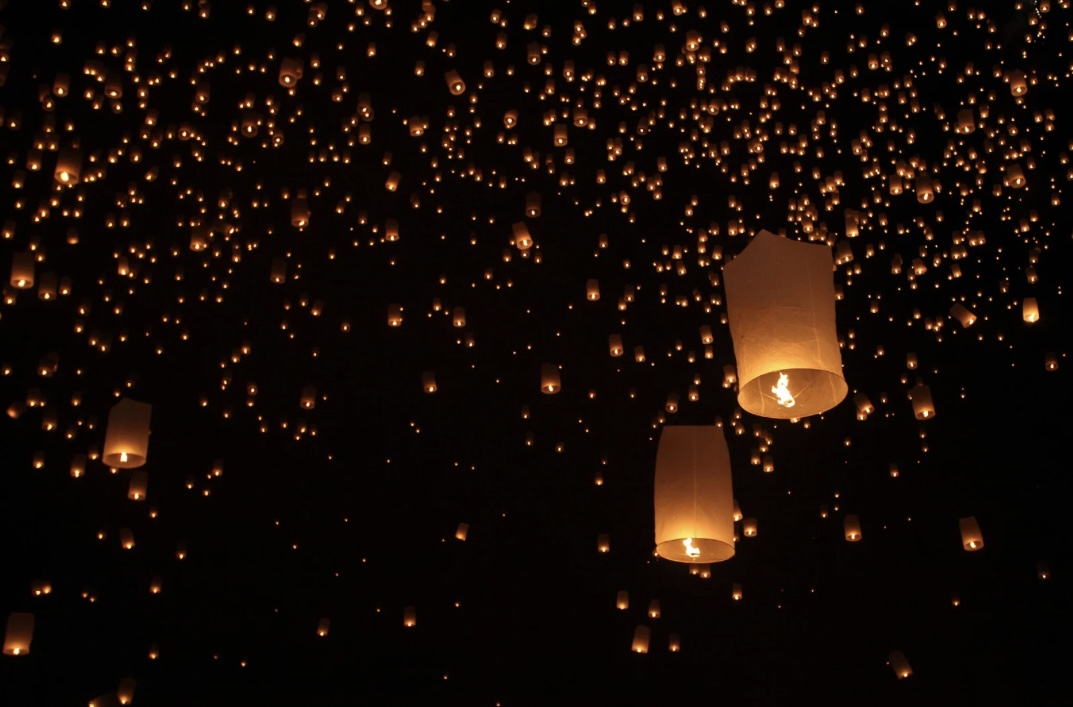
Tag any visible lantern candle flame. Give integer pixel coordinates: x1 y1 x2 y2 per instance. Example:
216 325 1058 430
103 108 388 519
771 373 795 408
683 537 701 558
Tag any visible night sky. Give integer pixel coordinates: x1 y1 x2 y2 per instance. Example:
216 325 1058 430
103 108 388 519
1 0 1070 705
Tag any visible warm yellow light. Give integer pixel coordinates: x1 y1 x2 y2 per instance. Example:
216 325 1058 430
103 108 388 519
771 372 795 408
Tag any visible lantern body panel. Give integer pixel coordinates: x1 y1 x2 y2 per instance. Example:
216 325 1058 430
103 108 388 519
631 625 650 653
102 398 152 468
959 516 984 551
654 425 735 563
724 230 847 418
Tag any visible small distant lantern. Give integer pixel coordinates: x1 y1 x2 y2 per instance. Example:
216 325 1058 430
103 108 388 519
421 372 437 394
270 257 287 284
3 612 34 655
1045 353 1058 371
317 618 331 637
853 393 874 416
1023 298 1039 323
844 514 862 541
950 303 976 328
1007 69 1028 96
908 381 935 420
616 591 629 610
665 394 679 414
597 533 610 553
586 278 600 301
742 518 757 537
103 398 152 469
10 252 34 289
723 230 847 419
654 426 735 564
525 192 541 217
541 364 561 394
403 606 417 628
959 516 984 551
888 650 912 679
119 528 135 550
54 148 82 185
128 470 148 501
668 633 681 652
631 625 651 653
455 522 468 541
512 222 533 250
647 599 661 619
915 176 934 203
278 57 303 87
731 583 743 601
1038 560 1050 581
609 334 624 357
699 325 713 345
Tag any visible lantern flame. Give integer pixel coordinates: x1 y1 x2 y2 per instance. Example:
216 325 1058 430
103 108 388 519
683 537 700 558
120 451 128 463
771 373 795 408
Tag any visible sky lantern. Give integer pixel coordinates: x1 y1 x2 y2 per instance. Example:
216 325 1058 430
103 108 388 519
668 634 681 652
455 523 468 541
128 470 148 501
422 372 437 394
723 230 847 419
616 591 628 610
950 303 976 328
1023 298 1039 323
540 364 561 394
731 583 743 601
278 58 303 87
647 599 661 619
387 304 403 327
317 618 331 637
586 279 600 301
102 398 152 469
888 650 912 678
959 516 984 551
444 69 465 95
403 606 416 628
631 625 650 653
844 514 862 541
609 334 624 357
512 222 533 250
54 148 81 185
653 426 735 564
300 385 317 410
597 533 610 553
117 678 137 704
10 252 34 289
3 612 34 655
908 381 935 420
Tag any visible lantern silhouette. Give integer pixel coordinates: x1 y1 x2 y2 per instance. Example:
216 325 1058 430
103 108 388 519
950 303 976 328
422 372 437 394
403 606 417 628
631 625 650 653
1023 298 1039 323
300 385 317 410
723 230 847 418
654 426 735 563
3 612 34 655
54 148 81 185
444 69 465 95
586 278 600 301
731 583 743 601
388 304 403 327
888 650 912 678
844 514 862 541
616 591 629 610
317 618 331 637
609 334 624 357
103 398 152 468
455 522 468 541
647 599 661 618
959 516 984 551
541 364 561 394
597 533 610 553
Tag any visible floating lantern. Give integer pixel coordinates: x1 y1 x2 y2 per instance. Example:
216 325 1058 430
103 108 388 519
616 591 629 610
300 385 317 410
631 625 650 653
511 222 533 250
668 633 681 652
1045 353 1058 371
10 252 34 289
278 58 303 87
421 372 437 394
387 304 404 327
908 381 935 420
54 148 81 185
403 606 416 628
742 518 757 537
950 303 976 328
844 514 862 541
700 325 713 345
541 364 561 394
665 394 679 414
853 393 874 416
648 600 661 619
1007 69 1028 96
128 470 148 501
3 612 34 655
959 516 984 551
723 230 847 418
455 523 468 541
653 426 735 563
317 618 331 637
119 528 135 550
103 398 152 469
1023 298 1039 323
444 69 465 95
888 650 912 679
731 583 743 601
609 334 624 357
597 533 610 553
586 279 600 301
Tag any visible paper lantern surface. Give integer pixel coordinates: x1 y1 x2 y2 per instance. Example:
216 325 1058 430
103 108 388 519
723 230 847 418
102 398 152 469
653 425 735 563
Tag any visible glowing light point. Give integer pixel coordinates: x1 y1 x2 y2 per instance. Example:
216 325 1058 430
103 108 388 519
771 373 796 408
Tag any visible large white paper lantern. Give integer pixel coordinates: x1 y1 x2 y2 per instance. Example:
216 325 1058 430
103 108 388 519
653 426 735 563
723 230 847 418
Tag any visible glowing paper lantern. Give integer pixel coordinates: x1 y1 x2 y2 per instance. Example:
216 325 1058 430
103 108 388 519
10 252 34 289
102 398 152 469
731 583 743 601
959 516 984 551
117 678 137 704
597 533 610 553
888 650 912 679
128 470 148 501
844 514 862 541
653 426 735 564
403 606 417 628
444 70 466 95
908 381 935 420
317 618 331 637
615 591 629 610
3 612 33 655
950 303 976 328
421 372 437 394
586 278 600 301
723 230 847 418
609 334 624 357
455 522 468 541
54 148 81 185
540 364 561 394
631 625 650 653
1023 298 1039 323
